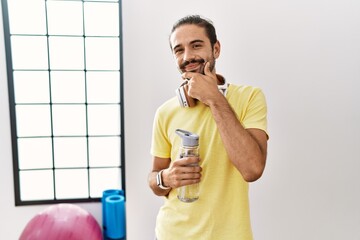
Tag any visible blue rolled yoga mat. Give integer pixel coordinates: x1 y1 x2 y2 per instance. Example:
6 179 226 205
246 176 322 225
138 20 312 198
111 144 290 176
102 189 125 239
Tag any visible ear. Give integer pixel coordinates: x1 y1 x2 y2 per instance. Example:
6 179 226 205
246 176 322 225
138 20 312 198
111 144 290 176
213 41 221 59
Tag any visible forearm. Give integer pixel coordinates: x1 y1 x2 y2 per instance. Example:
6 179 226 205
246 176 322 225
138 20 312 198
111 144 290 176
209 95 266 182
148 171 172 196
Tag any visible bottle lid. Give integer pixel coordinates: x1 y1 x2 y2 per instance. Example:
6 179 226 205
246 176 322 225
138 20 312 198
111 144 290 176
175 129 199 147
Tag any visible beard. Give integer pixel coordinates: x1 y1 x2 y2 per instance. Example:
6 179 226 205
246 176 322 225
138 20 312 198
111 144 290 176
178 57 216 74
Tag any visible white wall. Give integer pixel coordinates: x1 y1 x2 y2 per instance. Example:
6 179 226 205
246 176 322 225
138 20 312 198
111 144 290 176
1 0 360 239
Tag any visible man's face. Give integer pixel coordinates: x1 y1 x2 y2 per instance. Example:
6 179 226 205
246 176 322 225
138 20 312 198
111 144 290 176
170 24 220 74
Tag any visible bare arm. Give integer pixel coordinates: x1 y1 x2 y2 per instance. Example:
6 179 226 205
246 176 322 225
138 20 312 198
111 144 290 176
183 62 268 182
148 157 172 196
208 95 267 182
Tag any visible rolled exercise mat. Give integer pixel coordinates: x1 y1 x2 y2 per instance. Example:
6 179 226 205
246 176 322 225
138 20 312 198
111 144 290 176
102 189 124 236
105 194 126 239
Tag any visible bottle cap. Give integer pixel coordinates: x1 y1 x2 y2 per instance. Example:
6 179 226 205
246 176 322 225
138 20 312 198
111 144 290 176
175 129 199 147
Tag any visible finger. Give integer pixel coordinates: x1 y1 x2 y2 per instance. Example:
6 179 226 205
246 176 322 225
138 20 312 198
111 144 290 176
173 179 200 188
176 156 200 166
181 71 195 80
179 165 202 174
180 172 201 180
203 61 212 76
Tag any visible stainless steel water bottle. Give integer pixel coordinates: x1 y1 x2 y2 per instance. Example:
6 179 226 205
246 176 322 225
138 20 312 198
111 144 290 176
175 129 200 203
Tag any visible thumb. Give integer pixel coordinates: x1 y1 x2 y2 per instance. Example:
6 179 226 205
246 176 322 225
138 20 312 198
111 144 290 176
204 61 214 76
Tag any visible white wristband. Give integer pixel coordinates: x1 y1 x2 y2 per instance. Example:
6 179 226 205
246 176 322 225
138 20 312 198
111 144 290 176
156 169 171 190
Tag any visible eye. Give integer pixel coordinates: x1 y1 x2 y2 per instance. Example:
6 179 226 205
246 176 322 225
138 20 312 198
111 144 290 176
193 43 202 49
174 48 184 55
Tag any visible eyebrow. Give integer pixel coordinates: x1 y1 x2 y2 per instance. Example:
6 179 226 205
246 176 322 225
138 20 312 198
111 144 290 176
173 39 205 52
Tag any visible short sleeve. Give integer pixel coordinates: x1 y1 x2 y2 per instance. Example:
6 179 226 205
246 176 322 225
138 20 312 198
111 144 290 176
150 108 172 158
242 88 268 138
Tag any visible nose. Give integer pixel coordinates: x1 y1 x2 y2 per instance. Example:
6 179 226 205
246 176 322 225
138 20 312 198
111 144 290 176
183 48 195 62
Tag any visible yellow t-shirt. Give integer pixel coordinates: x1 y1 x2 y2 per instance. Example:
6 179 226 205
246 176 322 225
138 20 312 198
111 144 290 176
151 84 268 240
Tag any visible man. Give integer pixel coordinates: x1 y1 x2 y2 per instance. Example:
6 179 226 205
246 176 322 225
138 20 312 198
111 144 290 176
148 15 268 240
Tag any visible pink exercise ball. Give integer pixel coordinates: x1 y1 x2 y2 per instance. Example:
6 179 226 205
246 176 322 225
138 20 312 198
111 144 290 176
19 204 102 240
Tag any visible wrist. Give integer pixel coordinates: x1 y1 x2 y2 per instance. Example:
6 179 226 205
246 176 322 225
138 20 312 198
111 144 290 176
208 93 227 109
156 169 171 190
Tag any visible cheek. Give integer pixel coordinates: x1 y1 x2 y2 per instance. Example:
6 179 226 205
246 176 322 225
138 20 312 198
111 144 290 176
176 59 182 69
174 54 181 62
173 55 180 65
174 58 184 72
176 56 186 67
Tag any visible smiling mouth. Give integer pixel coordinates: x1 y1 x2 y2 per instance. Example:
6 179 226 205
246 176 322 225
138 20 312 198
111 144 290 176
186 64 201 72
181 59 205 73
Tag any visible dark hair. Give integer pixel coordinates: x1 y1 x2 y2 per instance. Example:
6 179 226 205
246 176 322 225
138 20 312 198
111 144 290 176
170 15 218 48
